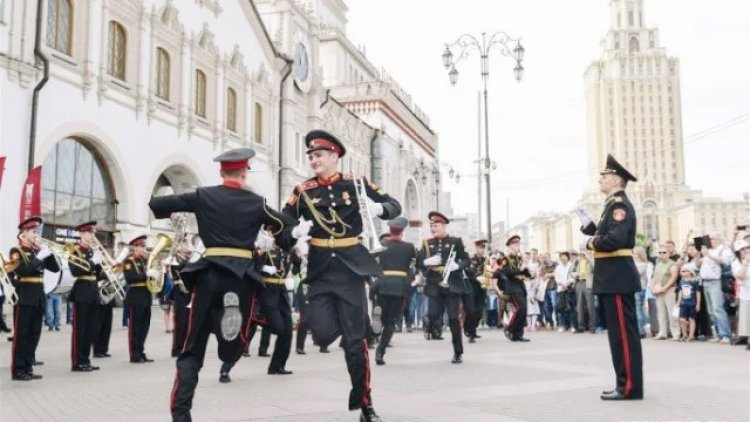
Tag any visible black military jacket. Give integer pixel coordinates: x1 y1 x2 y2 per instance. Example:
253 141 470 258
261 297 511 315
501 254 529 295
68 243 103 303
168 258 190 302
468 254 489 290
149 184 297 287
372 239 416 297
283 174 401 281
417 236 470 296
8 246 60 308
122 255 152 307
582 190 640 294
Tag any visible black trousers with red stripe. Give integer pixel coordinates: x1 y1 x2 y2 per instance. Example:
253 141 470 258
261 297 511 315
71 301 97 366
127 304 151 359
171 291 191 357
93 302 114 355
307 258 372 411
599 293 643 398
375 294 405 357
506 292 528 339
11 304 43 376
170 270 251 422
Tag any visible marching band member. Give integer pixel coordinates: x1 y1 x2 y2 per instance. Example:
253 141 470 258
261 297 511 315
282 130 401 422
149 148 297 422
417 211 473 364
169 242 191 358
371 217 415 366
465 239 489 342
501 235 531 342
69 221 103 372
122 235 154 363
8 216 60 381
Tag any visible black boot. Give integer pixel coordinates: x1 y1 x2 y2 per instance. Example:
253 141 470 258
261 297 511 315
359 406 382 422
219 362 232 383
375 352 385 366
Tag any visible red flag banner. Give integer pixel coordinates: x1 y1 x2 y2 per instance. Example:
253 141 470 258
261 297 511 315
19 166 42 221
0 156 6 189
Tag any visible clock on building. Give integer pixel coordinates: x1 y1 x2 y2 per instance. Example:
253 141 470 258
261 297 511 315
293 41 311 92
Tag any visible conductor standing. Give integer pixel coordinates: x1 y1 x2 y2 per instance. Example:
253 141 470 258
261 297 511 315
578 154 643 401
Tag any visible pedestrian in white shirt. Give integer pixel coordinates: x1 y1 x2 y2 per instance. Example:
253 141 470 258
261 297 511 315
698 232 735 343
553 252 574 332
731 240 750 350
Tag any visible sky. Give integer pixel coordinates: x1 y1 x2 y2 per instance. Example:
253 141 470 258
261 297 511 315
344 0 750 230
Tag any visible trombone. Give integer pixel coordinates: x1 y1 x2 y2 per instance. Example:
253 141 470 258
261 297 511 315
92 238 128 303
0 253 19 306
36 238 91 271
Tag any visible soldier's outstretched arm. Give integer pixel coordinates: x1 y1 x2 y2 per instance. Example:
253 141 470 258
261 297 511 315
581 222 597 236
262 200 298 252
363 177 401 220
149 192 199 219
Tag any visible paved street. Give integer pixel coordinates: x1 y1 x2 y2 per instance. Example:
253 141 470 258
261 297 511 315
1 308 748 422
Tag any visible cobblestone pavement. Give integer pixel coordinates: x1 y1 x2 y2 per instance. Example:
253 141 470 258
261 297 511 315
1 308 748 421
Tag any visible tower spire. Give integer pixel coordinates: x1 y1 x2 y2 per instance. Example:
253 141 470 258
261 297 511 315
611 0 645 30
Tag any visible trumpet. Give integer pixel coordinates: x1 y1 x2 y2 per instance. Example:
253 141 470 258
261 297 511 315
353 176 378 250
92 238 128 304
36 238 91 271
439 245 456 288
0 253 19 306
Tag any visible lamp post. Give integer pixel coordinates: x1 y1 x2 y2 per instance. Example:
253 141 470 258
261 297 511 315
413 159 460 213
442 32 524 250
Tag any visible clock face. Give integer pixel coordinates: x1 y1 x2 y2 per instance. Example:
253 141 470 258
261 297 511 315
294 42 309 82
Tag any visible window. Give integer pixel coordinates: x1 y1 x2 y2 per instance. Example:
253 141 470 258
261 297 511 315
226 88 237 131
46 0 72 54
629 37 639 53
107 21 127 80
195 70 206 118
156 47 170 100
254 103 263 143
628 10 634 26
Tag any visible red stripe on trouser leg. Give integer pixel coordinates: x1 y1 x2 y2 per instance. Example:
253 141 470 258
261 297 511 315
615 295 633 396
361 339 371 407
170 371 180 414
508 296 519 328
128 307 134 358
71 304 77 366
10 307 20 374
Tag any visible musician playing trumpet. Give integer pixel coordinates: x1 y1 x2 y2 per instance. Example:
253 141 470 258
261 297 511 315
68 221 104 372
416 211 472 364
8 216 60 381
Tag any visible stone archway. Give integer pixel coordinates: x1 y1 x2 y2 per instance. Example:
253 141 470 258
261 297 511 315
40 137 117 247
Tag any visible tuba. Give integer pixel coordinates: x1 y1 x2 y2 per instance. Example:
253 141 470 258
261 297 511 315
146 233 173 294
0 253 19 306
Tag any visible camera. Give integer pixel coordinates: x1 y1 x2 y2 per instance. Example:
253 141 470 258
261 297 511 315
737 225 747 231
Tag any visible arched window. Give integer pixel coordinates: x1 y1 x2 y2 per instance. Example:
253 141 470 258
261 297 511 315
254 102 263 143
629 37 639 53
41 138 116 231
195 69 207 117
156 47 170 100
642 201 658 240
46 0 72 54
107 21 127 80
226 88 237 131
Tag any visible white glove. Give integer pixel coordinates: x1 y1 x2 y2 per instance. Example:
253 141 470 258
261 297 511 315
367 201 384 218
36 246 51 260
292 220 313 239
255 231 274 250
147 269 162 280
91 251 103 265
575 207 593 227
423 255 442 266
580 236 592 251
262 265 278 275
447 262 460 272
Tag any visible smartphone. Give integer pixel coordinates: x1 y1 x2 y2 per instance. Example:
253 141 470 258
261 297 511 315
738 225 747 231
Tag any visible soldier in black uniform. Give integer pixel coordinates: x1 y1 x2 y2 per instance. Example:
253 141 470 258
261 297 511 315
122 235 154 363
500 235 531 342
417 212 473 364
250 234 295 375
283 130 401 422
8 217 60 380
169 244 191 358
371 217 415 366
465 239 489 343
149 148 297 422
578 154 643 401
68 221 104 371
